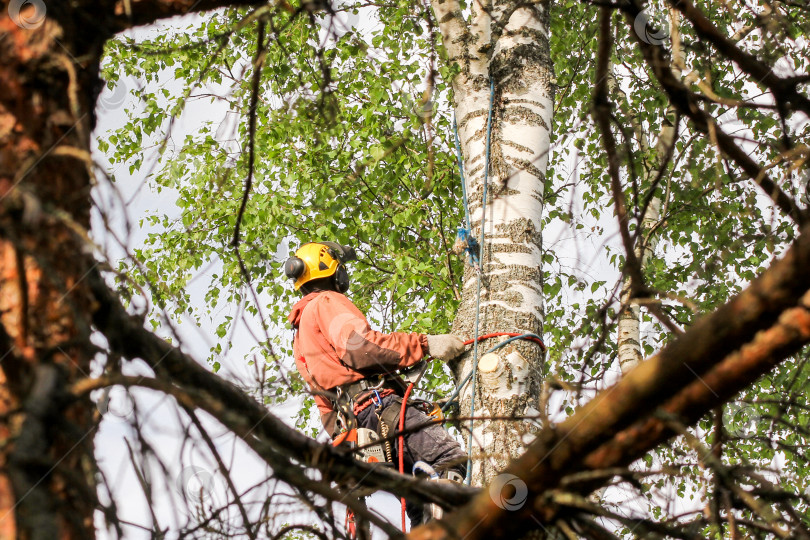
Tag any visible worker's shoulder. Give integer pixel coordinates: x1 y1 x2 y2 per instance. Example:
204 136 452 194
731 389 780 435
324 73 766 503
310 291 358 311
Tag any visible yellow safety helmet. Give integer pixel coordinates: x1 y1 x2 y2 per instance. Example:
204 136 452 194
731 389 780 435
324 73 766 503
283 242 356 292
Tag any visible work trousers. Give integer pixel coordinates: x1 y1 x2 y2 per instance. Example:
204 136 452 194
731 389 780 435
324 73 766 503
356 394 467 527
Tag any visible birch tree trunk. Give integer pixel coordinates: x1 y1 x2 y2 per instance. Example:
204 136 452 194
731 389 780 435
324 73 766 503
617 11 680 373
617 196 664 372
432 0 553 486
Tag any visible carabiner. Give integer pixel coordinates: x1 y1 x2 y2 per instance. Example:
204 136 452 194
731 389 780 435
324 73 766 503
369 375 386 390
371 389 383 408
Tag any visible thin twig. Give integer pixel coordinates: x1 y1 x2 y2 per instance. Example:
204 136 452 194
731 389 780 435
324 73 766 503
232 19 267 247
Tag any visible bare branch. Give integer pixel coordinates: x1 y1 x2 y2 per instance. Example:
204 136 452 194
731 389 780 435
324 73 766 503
618 0 808 226
667 0 810 118
232 19 268 247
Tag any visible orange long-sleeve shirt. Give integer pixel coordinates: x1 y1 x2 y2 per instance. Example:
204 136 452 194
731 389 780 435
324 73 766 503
287 291 428 431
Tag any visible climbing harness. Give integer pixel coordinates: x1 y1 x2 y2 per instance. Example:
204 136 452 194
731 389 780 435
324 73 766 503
331 361 432 535
331 377 399 465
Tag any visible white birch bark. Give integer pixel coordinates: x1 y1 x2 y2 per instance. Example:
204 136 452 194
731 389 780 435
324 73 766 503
432 0 553 486
617 194 663 372
617 11 680 373
615 93 671 373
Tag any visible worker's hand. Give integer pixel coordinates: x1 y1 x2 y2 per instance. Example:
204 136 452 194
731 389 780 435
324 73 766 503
426 334 466 361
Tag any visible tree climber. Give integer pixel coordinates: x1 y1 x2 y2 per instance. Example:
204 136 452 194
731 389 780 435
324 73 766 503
284 241 467 526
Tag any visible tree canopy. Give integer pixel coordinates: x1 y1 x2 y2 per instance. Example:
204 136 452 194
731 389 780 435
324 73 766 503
0 0 809 537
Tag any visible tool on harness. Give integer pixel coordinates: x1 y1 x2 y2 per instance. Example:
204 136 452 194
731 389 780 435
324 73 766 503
333 386 358 433
331 426 387 464
331 382 391 465
427 401 445 422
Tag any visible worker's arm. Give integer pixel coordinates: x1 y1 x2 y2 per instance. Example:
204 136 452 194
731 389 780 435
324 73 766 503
317 292 427 375
314 394 338 437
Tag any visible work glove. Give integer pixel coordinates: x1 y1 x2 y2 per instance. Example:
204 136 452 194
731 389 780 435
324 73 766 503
426 334 466 361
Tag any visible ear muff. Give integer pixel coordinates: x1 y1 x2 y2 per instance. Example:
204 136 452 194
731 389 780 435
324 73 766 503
333 264 350 293
284 256 306 280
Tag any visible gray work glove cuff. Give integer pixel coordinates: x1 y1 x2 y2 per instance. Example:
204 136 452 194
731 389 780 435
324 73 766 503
426 334 466 361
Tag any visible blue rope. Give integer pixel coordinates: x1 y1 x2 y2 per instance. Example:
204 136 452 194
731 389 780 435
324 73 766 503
453 117 480 266
464 78 495 485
